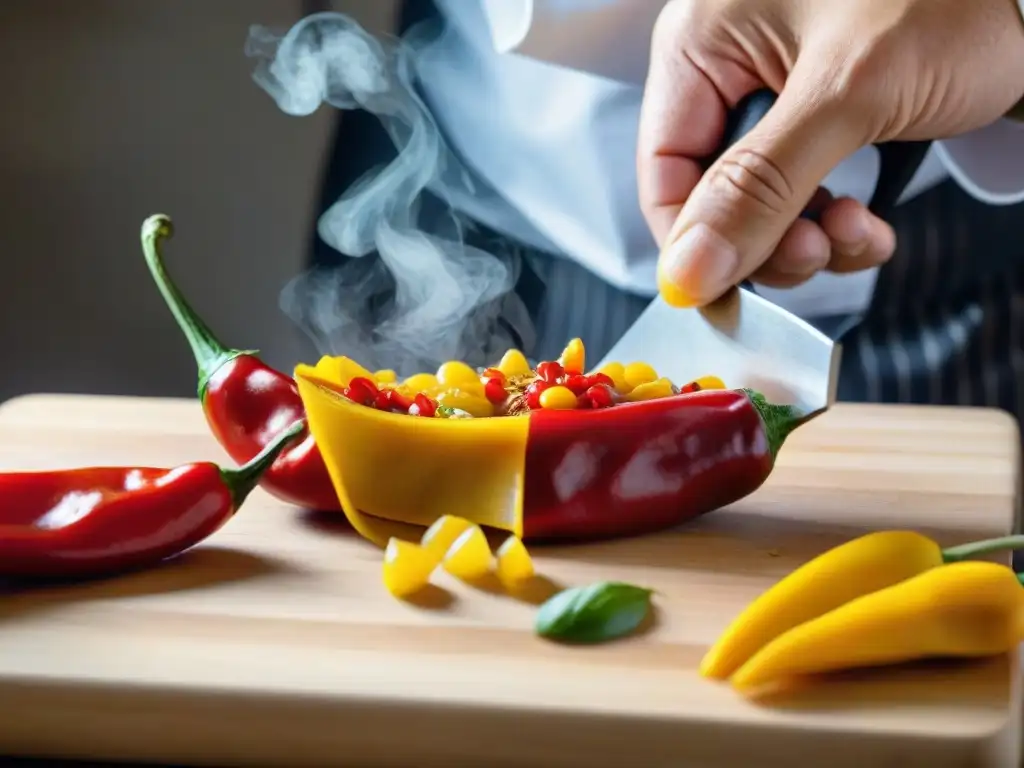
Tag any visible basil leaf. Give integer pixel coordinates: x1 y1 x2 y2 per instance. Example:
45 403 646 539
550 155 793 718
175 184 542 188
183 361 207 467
535 581 653 644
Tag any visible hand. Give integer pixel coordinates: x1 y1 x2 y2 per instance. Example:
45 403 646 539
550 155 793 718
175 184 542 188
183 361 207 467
638 0 1024 307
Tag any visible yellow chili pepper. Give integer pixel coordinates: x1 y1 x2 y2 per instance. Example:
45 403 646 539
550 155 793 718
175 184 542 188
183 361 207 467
731 561 1024 692
700 531 941 679
701 530 1024 680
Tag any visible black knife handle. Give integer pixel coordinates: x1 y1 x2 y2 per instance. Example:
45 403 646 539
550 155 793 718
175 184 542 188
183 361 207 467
709 89 932 220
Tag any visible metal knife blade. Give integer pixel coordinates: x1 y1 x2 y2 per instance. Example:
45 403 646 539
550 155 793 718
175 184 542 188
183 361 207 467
595 286 841 419
597 90 931 421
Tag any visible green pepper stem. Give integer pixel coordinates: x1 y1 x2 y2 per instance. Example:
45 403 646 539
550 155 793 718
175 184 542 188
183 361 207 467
219 419 305 509
140 214 257 400
941 535 1024 562
743 389 804 461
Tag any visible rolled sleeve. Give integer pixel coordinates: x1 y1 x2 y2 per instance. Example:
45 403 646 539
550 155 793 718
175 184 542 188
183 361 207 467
934 118 1024 206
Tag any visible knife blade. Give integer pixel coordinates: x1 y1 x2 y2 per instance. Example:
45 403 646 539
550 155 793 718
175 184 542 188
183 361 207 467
595 286 840 419
597 90 931 420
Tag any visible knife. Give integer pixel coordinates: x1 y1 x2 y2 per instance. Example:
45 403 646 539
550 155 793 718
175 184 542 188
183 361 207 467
596 90 932 421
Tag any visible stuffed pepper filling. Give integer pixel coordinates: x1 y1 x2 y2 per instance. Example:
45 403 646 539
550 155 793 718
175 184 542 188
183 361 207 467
309 338 726 419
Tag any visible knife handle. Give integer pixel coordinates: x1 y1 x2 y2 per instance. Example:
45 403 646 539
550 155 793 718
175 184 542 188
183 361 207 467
710 89 932 220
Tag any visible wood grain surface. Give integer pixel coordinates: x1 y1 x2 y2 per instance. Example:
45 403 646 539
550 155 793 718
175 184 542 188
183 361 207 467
0 393 1020 768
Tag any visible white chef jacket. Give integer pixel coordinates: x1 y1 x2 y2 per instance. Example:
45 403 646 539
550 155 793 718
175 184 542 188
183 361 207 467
414 0 1024 320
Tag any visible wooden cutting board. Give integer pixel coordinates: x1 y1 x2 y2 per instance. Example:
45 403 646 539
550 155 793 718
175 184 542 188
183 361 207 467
0 393 1020 768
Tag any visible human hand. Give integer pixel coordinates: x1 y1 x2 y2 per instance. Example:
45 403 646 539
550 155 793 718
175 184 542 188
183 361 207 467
638 0 1024 307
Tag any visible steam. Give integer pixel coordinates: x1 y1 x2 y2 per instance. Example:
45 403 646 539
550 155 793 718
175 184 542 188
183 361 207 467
246 13 529 374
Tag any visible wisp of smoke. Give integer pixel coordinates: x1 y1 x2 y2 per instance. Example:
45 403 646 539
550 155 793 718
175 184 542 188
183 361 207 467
245 13 529 374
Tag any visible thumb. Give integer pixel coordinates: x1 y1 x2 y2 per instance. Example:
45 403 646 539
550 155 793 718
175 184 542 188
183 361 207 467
657 73 868 307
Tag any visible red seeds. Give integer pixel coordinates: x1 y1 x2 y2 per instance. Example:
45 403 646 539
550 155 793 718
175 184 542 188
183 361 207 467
525 380 551 409
384 389 413 413
344 376 378 406
484 377 507 404
563 374 589 395
680 381 701 394
583 384 615 409
536 361 564 383
408 393 438 418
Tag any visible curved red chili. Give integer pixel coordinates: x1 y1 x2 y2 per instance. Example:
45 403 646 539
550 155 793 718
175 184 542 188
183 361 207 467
0 420 305 578
140 215 341 512
521 388 799 540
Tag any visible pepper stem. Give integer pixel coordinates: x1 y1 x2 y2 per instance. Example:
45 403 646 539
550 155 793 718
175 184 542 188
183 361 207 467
742 389 804 461
941 535 1024 562
219 420 306 509
140 214 257 400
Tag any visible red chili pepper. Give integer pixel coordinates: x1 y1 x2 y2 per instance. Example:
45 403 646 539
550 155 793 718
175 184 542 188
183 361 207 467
0 421 305 578
521 389 799 540
141 214 341 511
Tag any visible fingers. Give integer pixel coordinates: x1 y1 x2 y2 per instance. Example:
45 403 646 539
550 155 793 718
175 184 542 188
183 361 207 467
637 1 759 247
817 196 896 273
654 60 873 307
746 196 897 290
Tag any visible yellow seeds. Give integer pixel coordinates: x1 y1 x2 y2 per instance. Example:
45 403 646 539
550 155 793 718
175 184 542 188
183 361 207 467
437 360 479 386
421 514 475 560
382 538 438 598
624 361 659 390
402 372 440 394
373 369 397 385
691 375 726 391
314 355 374 388
557 338 586 375
595 361 629 394
497 348 531 377
449 379 485 399
496 536 534 585
538 385 578 410
626 377 675 402
443 525 493 581
437 391 495 418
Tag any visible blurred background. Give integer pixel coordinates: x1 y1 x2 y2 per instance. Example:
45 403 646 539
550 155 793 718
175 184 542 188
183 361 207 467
0 0 395 403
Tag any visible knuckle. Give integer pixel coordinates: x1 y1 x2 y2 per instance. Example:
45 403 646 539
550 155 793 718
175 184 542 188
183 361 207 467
709 149 793 215
652 0 716 51
800 37 901 139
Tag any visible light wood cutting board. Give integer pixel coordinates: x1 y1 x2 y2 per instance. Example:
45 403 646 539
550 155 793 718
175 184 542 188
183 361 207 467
0 393 1020 768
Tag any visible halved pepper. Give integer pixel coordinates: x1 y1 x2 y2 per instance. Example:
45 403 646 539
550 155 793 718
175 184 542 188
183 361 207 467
294 364 800 546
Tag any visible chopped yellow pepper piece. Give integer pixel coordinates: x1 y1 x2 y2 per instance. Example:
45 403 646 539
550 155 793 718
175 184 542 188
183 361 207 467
382 538 438 598
436 360 479 386
496 535 534 585
626 377 675 402
443 525 493 581
421 515 475 560
497 349 531 377
557 337 586 375
623 361 658 390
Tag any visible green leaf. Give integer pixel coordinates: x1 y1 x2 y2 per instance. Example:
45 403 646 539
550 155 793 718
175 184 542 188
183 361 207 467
535 581 653 644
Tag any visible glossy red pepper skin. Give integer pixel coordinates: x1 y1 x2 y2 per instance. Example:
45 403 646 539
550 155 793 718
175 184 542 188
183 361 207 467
0 421 304 579
521 389 794 541
142 214 341 512
203 356 341 510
